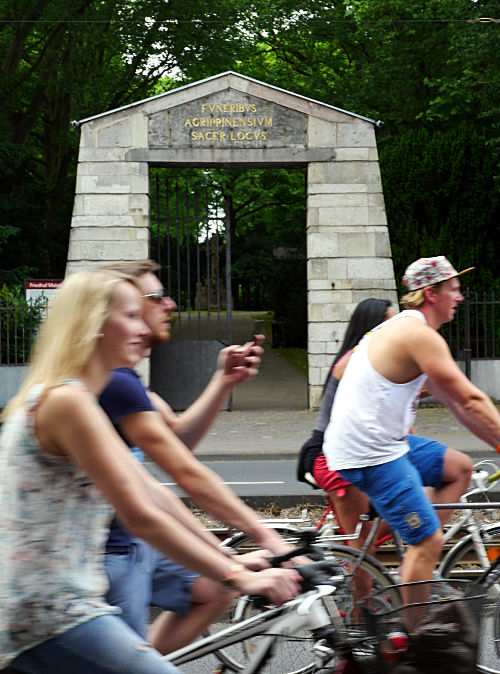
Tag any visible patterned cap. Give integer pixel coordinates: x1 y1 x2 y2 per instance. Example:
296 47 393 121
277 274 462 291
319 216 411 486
403 256 474 291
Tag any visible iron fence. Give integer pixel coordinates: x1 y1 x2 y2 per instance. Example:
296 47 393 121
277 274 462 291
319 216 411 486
0 285 498 372
441 288 500 377
150 174 232 343
0 298 48 365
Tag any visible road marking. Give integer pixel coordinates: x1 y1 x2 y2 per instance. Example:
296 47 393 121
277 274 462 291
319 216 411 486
161 481 284 486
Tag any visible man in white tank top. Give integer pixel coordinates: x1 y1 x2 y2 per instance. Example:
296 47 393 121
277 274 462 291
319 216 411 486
323 256 500 613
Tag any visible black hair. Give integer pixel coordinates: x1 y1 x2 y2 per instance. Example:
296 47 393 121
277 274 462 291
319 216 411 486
323 298 393 391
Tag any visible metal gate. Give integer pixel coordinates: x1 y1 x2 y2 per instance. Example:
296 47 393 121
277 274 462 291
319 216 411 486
149 173 233 410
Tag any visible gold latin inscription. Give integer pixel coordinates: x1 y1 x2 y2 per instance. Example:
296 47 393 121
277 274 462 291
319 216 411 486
184 101 273 142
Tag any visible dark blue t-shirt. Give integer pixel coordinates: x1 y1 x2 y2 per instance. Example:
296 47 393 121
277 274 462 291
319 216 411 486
99 368 154 551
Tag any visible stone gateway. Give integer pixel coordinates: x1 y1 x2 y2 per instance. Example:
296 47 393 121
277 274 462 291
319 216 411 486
68 71 397 408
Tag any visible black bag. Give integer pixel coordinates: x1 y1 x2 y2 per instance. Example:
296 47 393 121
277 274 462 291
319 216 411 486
296 429 324 488
390 597 480 674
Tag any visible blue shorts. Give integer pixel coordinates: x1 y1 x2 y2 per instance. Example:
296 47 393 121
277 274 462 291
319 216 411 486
104 539 197 638
407 434 447 488
338 452 441 545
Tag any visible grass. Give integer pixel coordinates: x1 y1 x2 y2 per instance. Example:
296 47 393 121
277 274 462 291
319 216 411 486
275 347 308 377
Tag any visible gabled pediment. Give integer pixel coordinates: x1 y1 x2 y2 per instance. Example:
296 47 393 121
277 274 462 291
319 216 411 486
74 71 377 127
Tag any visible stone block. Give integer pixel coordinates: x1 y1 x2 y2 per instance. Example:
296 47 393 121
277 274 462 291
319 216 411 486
347 257 395 279
68 239 148 261
96 118 132 147
349 278 397 291
79 124 95 149
309 386 323 410
306 207 319 228
375 232 393 257
77 173 149 194
308 183 368 195
307 258 327 279
338 231 376 257
79 148 130 161
308 289 341 305
70 215 138 228
318 206 368 227
308 341 328 354
68 226 146 241
78 194 133 216
308 367 323 386
78 161 148 177
308 279 334 291
308 353 329 369
129 194 149 213
352 289 399 305
308 322 338 342
308 193 368 208
307 232 339 257
333 148 371 161
325 258 348 279
337 121 376 147
368 206 388 226
309 161 382 186
367 193 386 209
309 303 351 322
308 117 337 148
131 112 148 147
325 288 353 304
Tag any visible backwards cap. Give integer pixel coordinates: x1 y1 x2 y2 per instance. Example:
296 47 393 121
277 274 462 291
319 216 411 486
403 256 474 291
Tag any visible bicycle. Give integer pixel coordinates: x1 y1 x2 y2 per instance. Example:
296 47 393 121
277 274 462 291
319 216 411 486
207 462 500 672
166 530 402 674
221 460 500 582
475 552 500 673
207 527 400 674
167 529 495 674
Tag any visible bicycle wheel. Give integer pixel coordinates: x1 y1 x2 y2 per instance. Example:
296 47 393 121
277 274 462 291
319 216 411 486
211 536 400 674
476 559 500 674
439 522 500 584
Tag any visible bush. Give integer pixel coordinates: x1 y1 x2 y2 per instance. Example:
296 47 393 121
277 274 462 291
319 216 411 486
0 285 47 364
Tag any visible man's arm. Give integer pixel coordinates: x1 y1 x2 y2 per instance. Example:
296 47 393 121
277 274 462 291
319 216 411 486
151 338 264 449
412 330 500 448
118 409 291 553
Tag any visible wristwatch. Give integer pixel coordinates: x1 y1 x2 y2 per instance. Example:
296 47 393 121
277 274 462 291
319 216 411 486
221 563 246 589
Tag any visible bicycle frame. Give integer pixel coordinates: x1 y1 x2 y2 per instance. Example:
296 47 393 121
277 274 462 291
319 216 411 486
166 583 342 671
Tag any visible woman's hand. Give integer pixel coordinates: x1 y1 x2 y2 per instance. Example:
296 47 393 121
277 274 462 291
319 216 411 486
233 567 302 605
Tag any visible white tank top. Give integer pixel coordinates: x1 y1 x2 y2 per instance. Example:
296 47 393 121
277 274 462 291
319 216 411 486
323 310 428 470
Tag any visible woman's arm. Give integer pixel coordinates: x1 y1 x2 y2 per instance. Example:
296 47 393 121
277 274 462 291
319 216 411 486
35 385 300 602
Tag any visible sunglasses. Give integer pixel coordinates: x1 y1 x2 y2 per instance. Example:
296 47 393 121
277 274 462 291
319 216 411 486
142 288 167 303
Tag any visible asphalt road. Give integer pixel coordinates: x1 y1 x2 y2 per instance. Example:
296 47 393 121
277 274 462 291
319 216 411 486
147 449 500 509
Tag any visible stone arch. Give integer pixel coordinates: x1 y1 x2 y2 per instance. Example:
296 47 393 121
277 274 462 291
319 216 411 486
68 71 397 408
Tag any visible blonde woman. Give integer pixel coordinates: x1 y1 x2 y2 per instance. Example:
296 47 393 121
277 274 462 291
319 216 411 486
0 270 300 674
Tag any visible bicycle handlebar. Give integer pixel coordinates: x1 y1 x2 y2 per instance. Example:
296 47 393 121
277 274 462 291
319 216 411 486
488 469 500 484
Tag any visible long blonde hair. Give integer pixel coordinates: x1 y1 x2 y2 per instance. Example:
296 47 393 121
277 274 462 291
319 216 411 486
3 269 139 419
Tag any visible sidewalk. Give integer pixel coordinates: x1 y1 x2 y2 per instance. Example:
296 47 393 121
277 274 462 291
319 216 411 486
195 313 494 461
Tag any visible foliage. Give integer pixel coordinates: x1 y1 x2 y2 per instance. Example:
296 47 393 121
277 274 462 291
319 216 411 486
150 166 306 343
1 0 500 338
275 347 308 377
0 285 47 364
380 123 500 293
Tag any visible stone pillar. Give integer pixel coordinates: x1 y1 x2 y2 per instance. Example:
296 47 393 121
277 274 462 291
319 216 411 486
307 120 397 408
66 114 150 274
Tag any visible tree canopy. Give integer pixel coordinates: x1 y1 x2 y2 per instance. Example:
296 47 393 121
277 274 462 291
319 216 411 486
0 0 499 315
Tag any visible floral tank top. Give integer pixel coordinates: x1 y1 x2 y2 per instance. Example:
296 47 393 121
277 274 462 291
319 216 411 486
0 380 119 668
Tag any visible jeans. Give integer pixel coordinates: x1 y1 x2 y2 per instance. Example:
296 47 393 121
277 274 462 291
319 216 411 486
10 615 182 674
104 539 196 637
